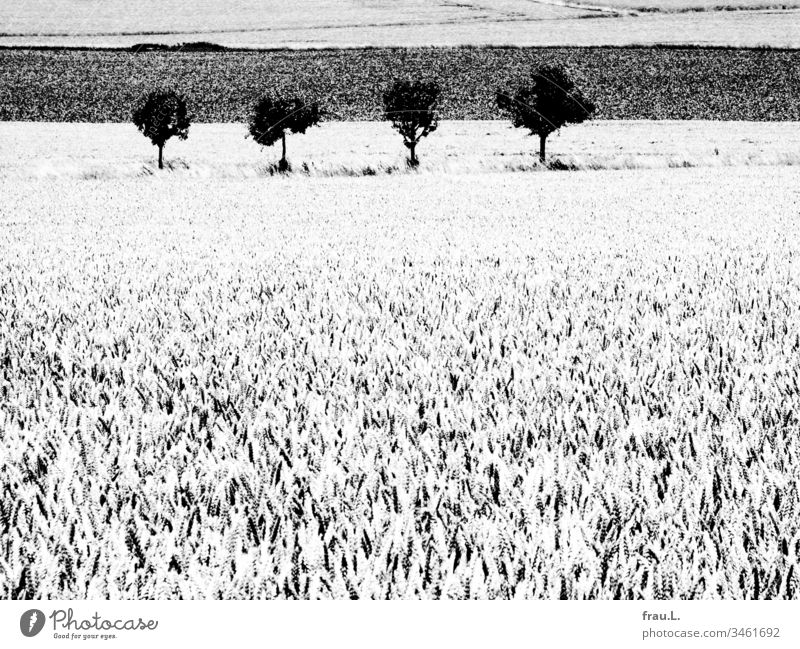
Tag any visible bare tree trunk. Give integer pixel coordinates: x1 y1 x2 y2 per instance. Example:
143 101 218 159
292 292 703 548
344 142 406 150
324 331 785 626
409 141 418 167
539 134 546 164
158 144 164 170
279 132 288 171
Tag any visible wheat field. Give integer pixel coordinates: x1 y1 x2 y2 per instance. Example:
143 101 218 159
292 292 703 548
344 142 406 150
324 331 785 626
1 160 799 598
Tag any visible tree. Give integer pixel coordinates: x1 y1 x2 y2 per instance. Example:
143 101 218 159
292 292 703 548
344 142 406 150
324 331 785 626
132 89 190 169
383 79 440 167
248 94 323 172
497 65 595 164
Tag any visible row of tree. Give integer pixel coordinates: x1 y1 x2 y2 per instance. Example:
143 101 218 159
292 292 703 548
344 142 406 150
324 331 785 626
132 65 595 170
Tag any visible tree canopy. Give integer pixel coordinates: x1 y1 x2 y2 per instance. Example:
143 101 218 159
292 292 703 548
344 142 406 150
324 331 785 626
248 94 322 147
248 94 323 172
132 89 190 148
132 89 190 168
497 66 595 162
383 79 441 166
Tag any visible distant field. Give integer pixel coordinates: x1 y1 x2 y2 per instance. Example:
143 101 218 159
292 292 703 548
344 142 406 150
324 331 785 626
1 47 798 122
0 0 582 35
583 0 800 10
0 1 798 47
3 0 796 38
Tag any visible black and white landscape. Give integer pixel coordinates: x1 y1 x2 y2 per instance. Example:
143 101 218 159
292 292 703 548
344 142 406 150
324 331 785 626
1 1 799 600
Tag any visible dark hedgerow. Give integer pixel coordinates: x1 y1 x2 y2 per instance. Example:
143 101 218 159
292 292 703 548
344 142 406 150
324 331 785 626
248 93 323 173
497 65 595 164
382 79 441 168
132 89 191 169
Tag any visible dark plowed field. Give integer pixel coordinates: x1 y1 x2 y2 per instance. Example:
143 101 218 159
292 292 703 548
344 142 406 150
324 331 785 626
1 46 798 122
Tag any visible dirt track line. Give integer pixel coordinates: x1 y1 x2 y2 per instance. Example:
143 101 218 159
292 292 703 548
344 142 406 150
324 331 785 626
524 0 636 17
